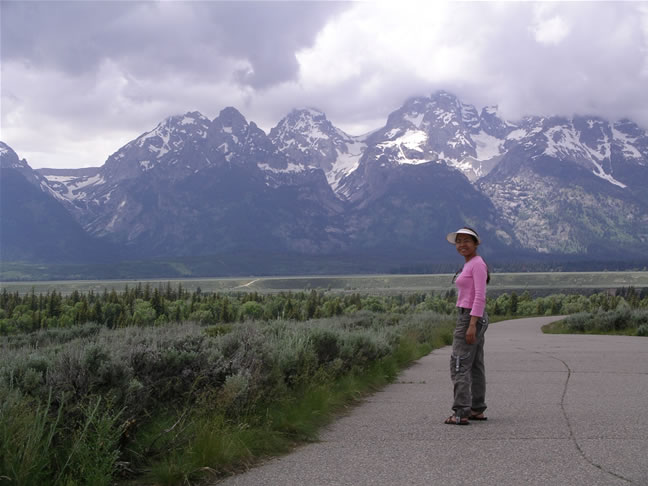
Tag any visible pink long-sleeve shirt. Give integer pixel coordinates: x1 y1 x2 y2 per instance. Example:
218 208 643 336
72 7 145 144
455 255 487 317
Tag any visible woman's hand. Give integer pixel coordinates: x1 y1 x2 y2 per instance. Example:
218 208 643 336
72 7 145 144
465 317 479 344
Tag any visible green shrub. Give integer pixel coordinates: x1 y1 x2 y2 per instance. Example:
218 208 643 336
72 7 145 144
564 313 586 332
340 331 391 366
204 324 233 337
562 307 644 334
309 328 341 365
132 300 156 326
239 301 264 321
2 323 103 349
216 373 251 416
630 310 648 329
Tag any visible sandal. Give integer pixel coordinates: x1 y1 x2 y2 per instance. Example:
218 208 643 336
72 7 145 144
469 413 487 421
444 415 470 425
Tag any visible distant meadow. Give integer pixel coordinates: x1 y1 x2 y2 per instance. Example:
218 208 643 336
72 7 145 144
3 270 648 296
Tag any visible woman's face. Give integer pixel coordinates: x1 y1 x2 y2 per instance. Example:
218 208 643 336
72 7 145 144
455 234 478 259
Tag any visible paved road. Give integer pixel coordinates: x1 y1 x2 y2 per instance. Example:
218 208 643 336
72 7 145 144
216 317 648 485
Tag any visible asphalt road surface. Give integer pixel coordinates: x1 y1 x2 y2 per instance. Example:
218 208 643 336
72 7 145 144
215 316 648 485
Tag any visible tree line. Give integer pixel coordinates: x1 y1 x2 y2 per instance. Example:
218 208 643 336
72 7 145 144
1 283 647 336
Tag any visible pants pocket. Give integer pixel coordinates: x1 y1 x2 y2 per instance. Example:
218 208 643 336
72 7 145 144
477 313 489 339
451 351 471 373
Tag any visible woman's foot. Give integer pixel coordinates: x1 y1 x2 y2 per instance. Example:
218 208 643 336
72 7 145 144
444 415 470 425
469 411 487 421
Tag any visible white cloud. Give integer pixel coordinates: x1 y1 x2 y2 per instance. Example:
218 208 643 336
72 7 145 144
531 4 571 45
284 1 648 131
532 16 570 45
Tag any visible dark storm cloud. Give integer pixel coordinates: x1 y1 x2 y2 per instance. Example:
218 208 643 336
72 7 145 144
1 1 350 88
202 1 350 88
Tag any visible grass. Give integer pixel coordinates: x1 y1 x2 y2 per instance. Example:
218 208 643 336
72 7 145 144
0 392 123 486
0 390 61 485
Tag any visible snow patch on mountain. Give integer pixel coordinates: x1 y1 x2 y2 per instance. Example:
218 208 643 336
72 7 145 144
591 160 626 188
474 133 501 159
39 181 68 203
507 128 527 141
139 160 153 171
544 126 581 157
611 127 643 159
323 138 367 191
138 125 165 147
434 108 457 127
101 189 115 203
373 129 432 166
44 175 77 183
41 173 106 200
544 125 626 187
258 162 305 173
379 130 426 154
583 137 611 162
442 154 473 172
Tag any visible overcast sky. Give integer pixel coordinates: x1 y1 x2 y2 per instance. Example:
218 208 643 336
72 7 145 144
2 1 648 169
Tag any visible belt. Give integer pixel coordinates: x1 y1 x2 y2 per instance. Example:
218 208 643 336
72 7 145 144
458 307 471 314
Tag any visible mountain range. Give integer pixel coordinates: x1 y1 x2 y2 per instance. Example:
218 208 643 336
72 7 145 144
2 90 648 277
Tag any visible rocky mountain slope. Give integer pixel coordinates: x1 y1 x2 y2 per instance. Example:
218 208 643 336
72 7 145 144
2 90 647 267
0 143 116 262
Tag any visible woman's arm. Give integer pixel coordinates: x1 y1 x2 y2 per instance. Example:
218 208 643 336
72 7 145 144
465 315 479 344
470 260 488 318
466 259 488 344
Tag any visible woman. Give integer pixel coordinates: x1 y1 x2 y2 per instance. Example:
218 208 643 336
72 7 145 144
444 226 489 425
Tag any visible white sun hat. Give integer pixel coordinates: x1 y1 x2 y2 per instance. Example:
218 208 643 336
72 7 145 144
446 227 481 244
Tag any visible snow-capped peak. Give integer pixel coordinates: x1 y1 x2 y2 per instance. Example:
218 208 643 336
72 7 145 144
268 108 367 191
135 111 210 153
273 108 329 139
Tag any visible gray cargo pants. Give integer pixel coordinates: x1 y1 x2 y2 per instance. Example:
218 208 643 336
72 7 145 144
450 308 489 418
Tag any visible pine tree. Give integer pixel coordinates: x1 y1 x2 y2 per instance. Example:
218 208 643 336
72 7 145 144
509 292 518 315
151 288 164 317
